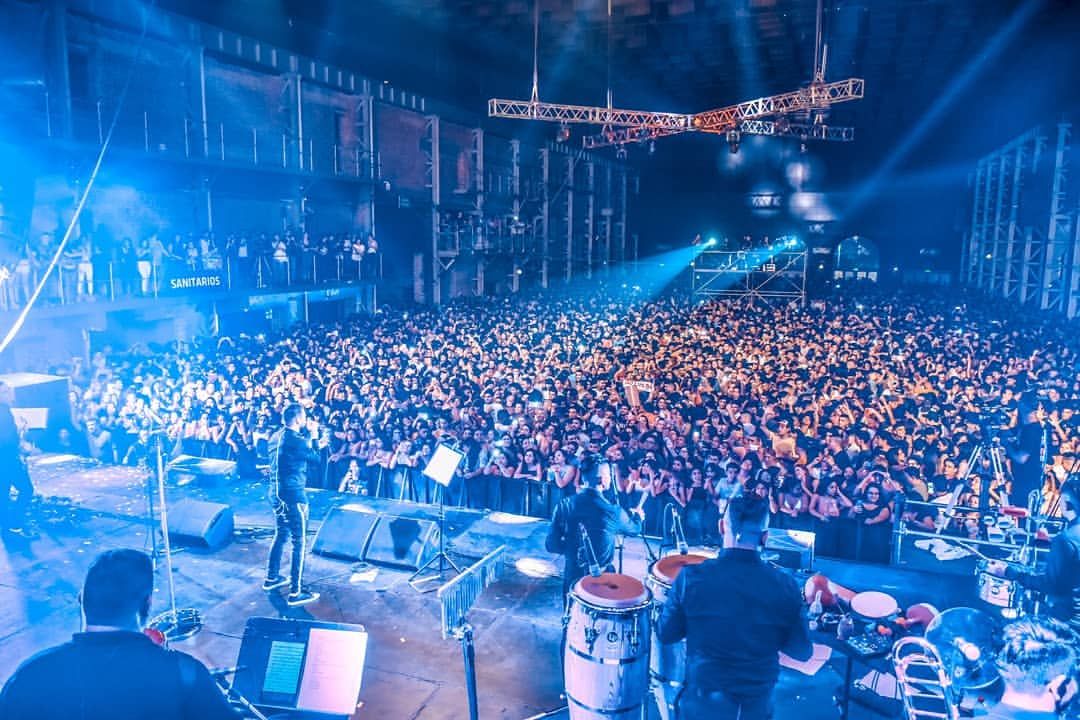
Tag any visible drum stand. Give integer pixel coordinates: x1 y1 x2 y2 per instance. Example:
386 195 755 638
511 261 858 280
147 430 203 641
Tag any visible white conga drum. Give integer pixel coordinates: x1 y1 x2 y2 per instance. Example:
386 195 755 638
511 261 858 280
645 552 712 720
564 573 652 720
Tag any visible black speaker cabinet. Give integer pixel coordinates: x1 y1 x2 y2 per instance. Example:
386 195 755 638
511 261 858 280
168 499 234 550
363 515 440 571
313 507 381 561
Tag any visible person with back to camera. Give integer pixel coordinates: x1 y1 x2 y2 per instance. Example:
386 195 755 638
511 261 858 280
657 493 813 720
0 548 238 719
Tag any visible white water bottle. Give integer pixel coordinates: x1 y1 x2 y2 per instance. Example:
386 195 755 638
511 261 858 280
808 590 824 631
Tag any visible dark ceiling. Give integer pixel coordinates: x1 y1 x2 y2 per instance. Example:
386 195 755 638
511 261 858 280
164 0 1079 252
169 0 1079 167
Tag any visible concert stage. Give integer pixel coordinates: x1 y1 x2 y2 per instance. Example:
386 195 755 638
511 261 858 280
0 455 978 720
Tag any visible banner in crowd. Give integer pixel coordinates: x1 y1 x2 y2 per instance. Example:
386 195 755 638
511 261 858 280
163 270 226 295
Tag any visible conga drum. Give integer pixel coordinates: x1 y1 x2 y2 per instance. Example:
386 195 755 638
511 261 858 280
564 573 652 720
645 552 712 720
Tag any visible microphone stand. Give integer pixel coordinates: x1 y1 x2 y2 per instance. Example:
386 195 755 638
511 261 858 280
146 422 202 642
671 504 689 555
580 524 602 577
631 490 658 563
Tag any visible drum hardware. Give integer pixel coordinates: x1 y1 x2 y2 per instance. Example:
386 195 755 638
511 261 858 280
585 626 599 654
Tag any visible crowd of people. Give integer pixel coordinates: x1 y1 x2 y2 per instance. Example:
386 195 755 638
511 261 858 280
0 227 380 308
34 286 1080 563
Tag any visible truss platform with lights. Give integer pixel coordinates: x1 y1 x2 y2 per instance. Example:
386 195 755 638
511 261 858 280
691 247 808 306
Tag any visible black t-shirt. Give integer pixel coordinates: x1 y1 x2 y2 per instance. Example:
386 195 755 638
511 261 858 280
0 631 237 720
656 549 811 697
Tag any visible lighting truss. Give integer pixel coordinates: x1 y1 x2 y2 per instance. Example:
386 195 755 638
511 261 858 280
487 98 694 130
724 120 854 142
495 78 863 151
692 78 864 132
582 119 855 149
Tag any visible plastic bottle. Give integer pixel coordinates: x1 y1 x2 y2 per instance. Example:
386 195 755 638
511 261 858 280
808 590 824 631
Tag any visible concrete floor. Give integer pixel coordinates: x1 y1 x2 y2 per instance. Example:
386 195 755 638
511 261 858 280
0 455 979 720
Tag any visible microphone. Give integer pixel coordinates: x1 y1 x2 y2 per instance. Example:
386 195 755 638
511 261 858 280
209 665 245 678
670 505 689 555
579 523 601 577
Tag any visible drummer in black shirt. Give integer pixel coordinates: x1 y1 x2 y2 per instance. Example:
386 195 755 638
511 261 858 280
657 494 812 720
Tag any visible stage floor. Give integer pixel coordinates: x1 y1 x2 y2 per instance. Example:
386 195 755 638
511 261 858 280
0 455 978 719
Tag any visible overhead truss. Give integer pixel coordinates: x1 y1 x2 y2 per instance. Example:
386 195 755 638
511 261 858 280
491 78 864 150
582 119 855 149
488 98 694 130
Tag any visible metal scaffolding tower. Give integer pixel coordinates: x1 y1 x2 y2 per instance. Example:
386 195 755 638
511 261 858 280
692 248 808 306
965 123 1079 317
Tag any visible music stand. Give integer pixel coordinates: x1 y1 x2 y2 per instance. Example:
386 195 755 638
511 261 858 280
409 443 465 592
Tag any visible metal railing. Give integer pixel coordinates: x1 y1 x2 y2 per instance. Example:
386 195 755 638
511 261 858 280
0 252 383 311
62 99 370 180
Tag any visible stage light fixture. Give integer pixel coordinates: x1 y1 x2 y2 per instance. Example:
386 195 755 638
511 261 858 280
726 130 741 155
705 237 718 247
647 140 656 156
556 123 571 143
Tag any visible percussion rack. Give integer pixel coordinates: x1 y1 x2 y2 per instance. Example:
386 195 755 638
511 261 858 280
893 499 1064 565
437 546 506 720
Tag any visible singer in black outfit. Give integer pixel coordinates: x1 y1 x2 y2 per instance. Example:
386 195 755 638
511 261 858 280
657 494 813 720
0 549 237 720
264 402 326 606
988 477 1080 636
545 453 643 599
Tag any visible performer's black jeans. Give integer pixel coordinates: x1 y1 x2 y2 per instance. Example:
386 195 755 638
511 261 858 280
266 499 308 593
0 460 33 530
679 688 773 720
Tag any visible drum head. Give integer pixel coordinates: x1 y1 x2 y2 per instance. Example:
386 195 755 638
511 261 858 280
652 554 709 586
576 573 649 609
851 591 899 619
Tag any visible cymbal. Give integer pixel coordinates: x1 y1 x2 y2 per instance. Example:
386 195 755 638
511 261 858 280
925 607 1001 690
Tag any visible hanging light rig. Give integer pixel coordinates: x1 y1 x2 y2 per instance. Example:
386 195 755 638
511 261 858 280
488 0 865 152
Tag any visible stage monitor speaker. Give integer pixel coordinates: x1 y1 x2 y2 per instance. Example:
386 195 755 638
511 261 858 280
363 514 440 571
765 528 815 570
313 507 380 561
168 499 234 550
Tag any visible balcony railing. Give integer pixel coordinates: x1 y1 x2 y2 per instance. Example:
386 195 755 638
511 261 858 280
0 252 383 311
58 98 371 180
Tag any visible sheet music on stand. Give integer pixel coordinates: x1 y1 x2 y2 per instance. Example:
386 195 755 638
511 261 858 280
437 545 506 640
